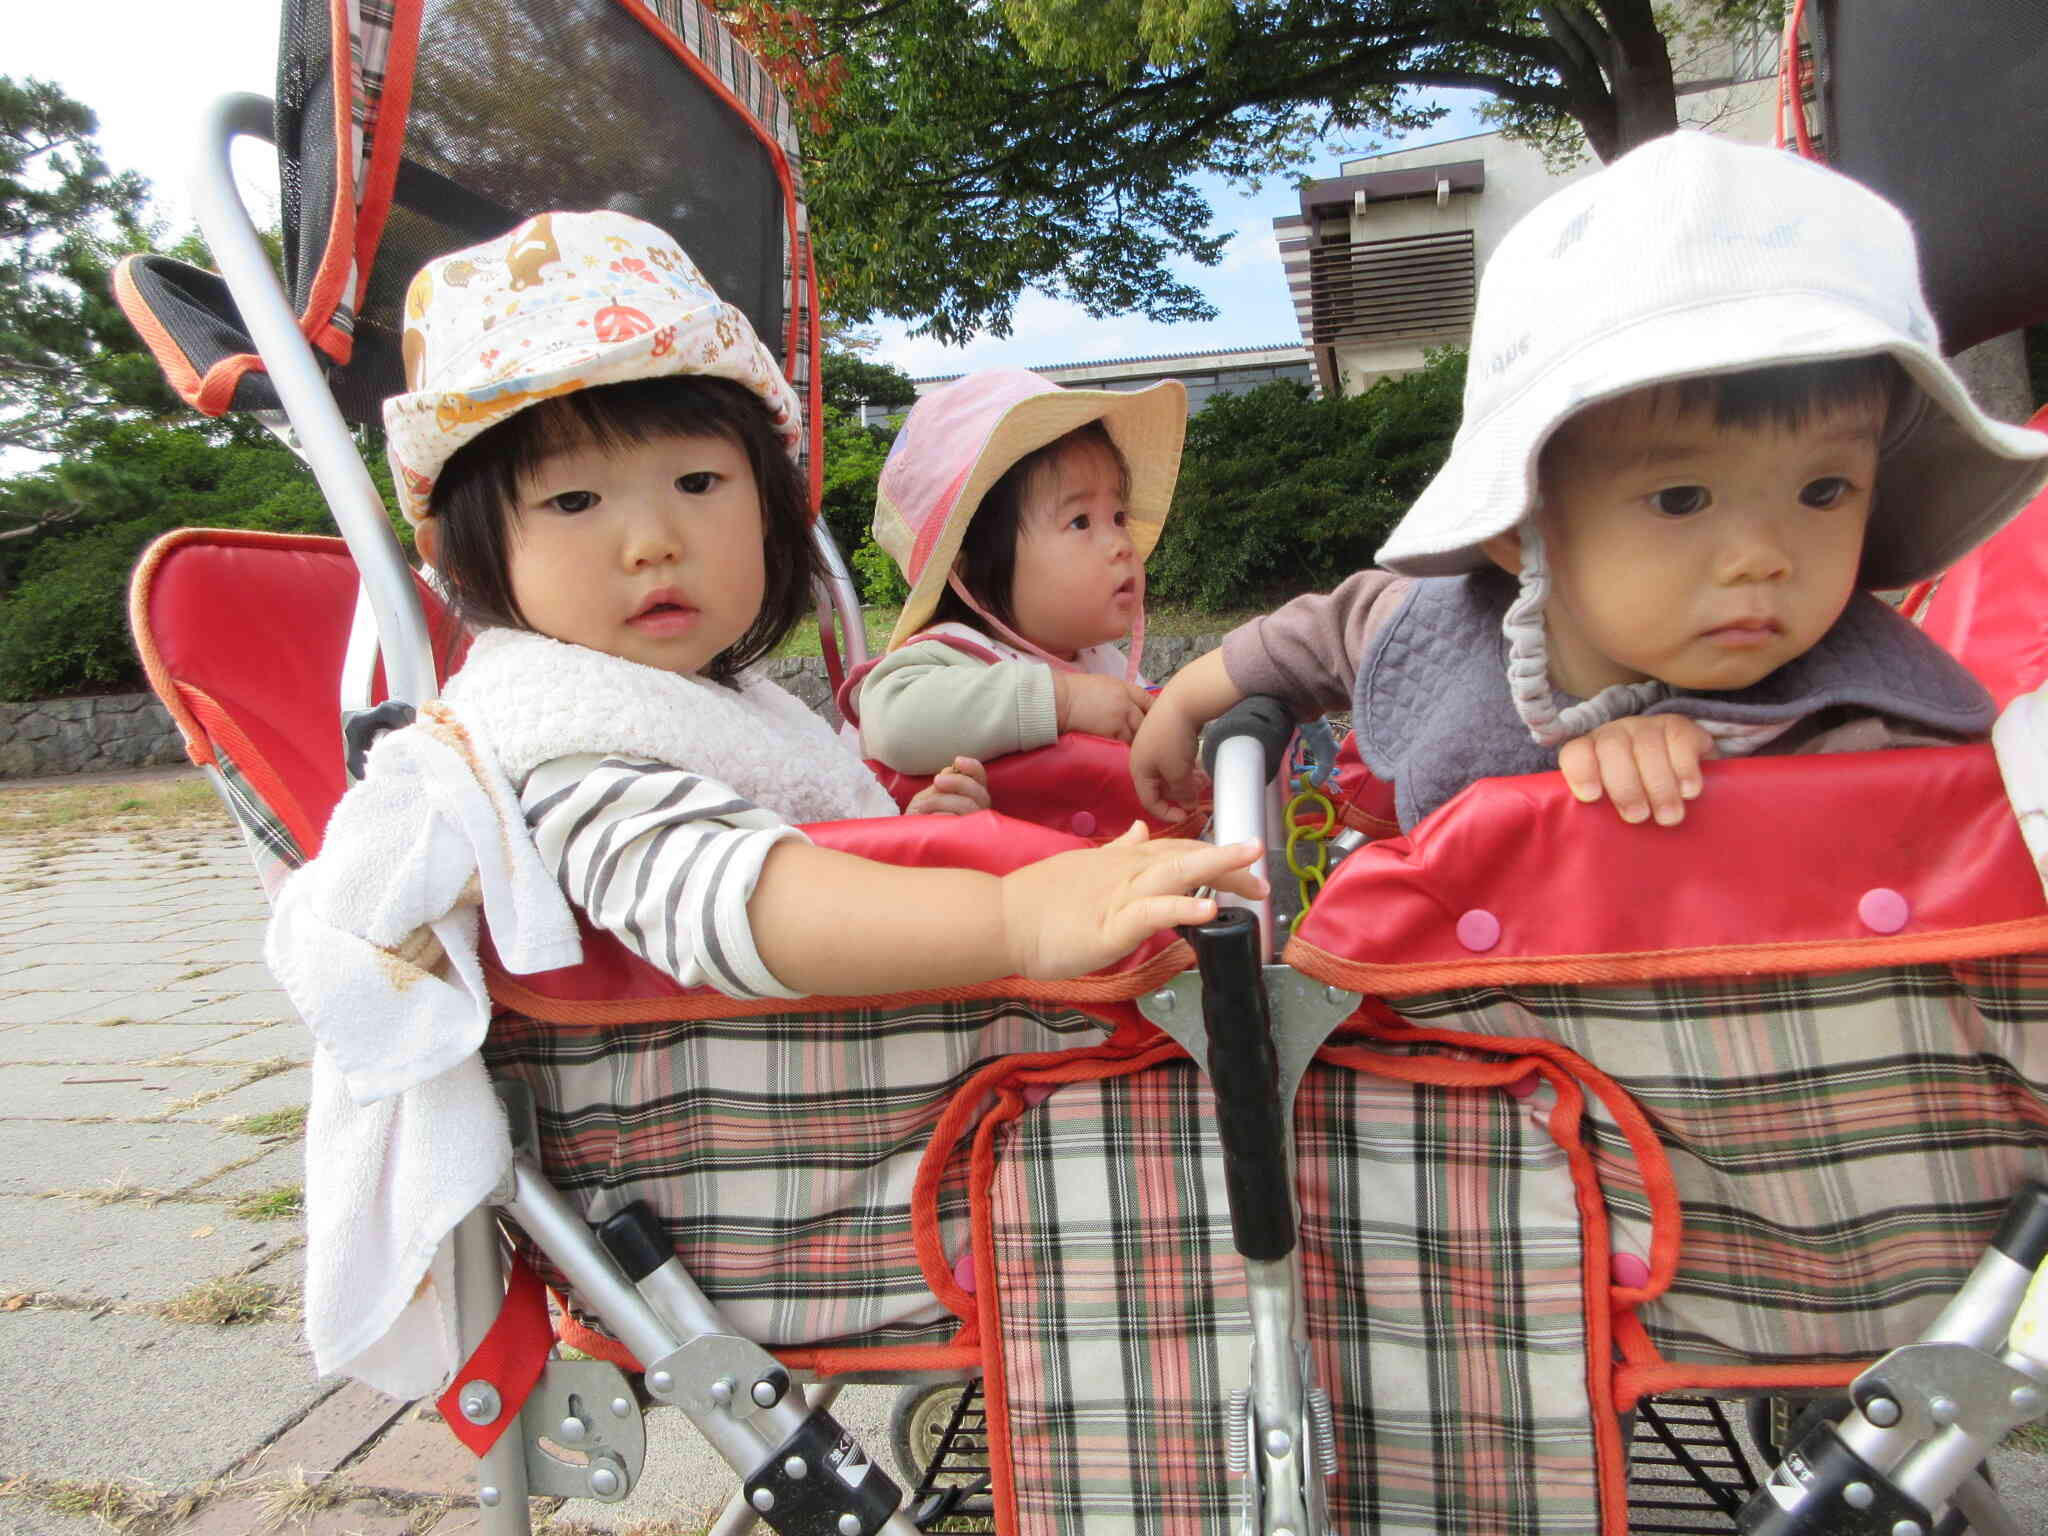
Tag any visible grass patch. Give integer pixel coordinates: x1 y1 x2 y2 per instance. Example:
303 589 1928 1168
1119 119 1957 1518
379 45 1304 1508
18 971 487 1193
0 1473 202 1532
253 1469 353 1529
230 1185 304 1222
226 1104 307 1139
2007 1418 2048 1454
159 1276 286 1326
43 1178 162 1207
0 776 225 839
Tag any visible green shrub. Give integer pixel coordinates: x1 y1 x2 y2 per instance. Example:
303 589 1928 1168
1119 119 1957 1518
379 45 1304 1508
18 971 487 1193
1149 350 1465 609
850 534 909 606
0 421 386 701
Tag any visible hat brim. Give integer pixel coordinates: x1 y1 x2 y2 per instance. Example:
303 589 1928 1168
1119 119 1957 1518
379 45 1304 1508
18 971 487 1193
384 310 802 527
1376 292 2048 588
887 378 1188 650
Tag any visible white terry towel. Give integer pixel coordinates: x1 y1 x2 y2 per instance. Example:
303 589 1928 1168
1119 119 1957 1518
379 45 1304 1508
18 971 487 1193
266 704 581 1399
1995 684 2048 904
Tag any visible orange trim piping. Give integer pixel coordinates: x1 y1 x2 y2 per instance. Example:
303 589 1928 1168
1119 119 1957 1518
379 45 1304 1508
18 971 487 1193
482 938 1193 1027
1287 917 2048 994
127 530 217 765
348 0 423 314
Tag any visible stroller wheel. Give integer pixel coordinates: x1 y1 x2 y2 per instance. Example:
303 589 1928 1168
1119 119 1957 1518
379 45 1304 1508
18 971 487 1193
891 1380 971 1484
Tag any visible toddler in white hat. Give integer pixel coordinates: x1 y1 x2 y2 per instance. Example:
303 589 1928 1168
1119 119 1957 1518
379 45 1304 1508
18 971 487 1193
1132 132 2048 833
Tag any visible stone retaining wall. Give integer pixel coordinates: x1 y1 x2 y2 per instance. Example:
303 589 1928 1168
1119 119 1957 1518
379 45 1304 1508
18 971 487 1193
0 634 1222 780
0 692 189 780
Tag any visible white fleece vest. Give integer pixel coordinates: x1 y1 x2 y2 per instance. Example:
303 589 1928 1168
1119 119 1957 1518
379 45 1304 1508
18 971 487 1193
442 629 900 825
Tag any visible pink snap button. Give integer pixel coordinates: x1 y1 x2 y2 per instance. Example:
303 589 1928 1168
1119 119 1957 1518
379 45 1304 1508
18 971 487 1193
952 1249 978 1295
1020 1083 1055 1108
1611 1252 1651 1289
1857 888 1910 934
1455 909 1501 952
1505 1072 1539 1100
1069 811 1097 837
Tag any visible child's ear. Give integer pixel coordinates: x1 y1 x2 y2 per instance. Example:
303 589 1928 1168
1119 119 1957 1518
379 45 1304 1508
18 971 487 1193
1479 529 1524 575
413 515 443 568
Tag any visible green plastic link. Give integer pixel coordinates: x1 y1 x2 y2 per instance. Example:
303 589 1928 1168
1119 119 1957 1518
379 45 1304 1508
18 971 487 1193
1283 774 1337 910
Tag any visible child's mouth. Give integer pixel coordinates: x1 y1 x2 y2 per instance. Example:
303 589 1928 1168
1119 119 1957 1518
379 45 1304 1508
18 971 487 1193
1702 618 1781 646
629 595 699 635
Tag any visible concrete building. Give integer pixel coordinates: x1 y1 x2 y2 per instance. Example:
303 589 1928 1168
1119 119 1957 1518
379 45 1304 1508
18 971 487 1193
909 343 1315 417
1276 17 1791 396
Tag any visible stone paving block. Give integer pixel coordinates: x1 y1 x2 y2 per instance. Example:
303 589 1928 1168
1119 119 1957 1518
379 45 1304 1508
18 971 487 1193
0 1021 251 1065
0 1191 292 1302
0 1119 251 1196
180 1023 306 1062
344 1411 477 1496
173 1493 425 1536
182 1068 312 1123
143 995 289 1027
0 1061 233 1118
12 961 201 992
238 1380 409 1480
0 1499 111 1535
0 988 196 1024
165 962 280 993
183 1141 299 1199
0 1310 323 1485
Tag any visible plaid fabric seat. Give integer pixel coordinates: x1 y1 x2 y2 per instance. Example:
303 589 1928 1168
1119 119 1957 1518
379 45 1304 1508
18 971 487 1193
1390 958 2048 1368
980 1044 1608 1536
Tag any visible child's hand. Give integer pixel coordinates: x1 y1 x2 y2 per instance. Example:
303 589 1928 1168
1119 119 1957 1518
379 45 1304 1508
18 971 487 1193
905 756 990 817
1558 716 1717 826
1129 699 1208 821
1055 670 1153 743
1000 822 1266 980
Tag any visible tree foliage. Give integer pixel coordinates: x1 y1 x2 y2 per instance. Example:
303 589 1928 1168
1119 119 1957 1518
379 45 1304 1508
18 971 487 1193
743 0 1777 341
819 350 918 416
0 76 175 460
1147 351 1465 609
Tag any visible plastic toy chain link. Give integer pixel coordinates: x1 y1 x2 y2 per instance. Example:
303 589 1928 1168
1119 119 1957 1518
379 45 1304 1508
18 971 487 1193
1284 722 1342 909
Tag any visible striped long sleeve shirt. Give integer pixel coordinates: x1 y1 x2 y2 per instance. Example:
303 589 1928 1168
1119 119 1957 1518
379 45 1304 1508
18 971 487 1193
519 753 807 1000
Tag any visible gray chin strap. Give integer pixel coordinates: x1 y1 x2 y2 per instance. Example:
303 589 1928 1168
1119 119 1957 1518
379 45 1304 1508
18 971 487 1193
1503 525 1669 748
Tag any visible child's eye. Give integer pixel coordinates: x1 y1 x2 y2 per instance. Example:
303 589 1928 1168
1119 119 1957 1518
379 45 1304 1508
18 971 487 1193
547 490 597 514
1066 513 1091 532
1651 485 1710 517
676 471 720 495
1800 476 1853 508
1113 508 1129 527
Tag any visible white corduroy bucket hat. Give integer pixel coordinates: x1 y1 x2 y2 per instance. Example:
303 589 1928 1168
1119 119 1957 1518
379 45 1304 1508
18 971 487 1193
1374 131 2048 589
383 210 802 527
873 368 1187 652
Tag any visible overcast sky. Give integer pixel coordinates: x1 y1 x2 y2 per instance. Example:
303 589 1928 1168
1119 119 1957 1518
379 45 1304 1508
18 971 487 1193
12 0 1482 379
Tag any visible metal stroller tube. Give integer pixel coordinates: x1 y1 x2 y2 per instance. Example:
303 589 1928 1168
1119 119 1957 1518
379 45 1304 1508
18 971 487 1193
1740 1181 2048 1536
189 93 439 710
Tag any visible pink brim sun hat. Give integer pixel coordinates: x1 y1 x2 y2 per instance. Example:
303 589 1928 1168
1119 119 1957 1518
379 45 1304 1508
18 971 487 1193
873 368 1188 651
383 210 804 527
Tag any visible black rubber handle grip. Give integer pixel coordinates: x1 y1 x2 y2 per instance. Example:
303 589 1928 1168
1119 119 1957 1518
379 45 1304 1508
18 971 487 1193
1992 1180 2048 1269
1181 906 1295 1261
597 1200 671 1282
1200 694 1297 783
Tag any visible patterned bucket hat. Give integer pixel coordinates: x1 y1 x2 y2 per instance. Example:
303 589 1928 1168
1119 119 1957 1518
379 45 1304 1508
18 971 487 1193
873 368 1187 650
383 210 803 526
1374 132 2048 589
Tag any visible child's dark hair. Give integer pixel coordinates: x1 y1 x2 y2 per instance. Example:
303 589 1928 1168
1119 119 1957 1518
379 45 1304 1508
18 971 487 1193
928 421 1130 633
426 375 821 686
1634 355 1905 435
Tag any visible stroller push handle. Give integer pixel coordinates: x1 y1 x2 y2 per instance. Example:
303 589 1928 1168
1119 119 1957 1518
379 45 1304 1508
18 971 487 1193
1181 907 1296 1262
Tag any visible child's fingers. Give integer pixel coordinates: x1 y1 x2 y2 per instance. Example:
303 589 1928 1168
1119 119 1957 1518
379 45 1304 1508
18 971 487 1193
1592 730 1653 823
1135 834 1267 899
1627 731 1690 825
1557 737 1605 804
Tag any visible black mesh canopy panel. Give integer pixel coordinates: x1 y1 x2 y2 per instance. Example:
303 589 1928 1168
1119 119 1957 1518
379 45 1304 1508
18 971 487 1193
277 0 792 424
1818 0 2048 355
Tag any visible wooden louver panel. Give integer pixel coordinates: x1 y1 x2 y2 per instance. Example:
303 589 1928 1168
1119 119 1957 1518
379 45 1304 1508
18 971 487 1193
1306 229 1476 345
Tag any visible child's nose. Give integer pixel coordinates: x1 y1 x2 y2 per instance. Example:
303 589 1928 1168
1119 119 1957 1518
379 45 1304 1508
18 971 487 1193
1719 510 1792 582
623 504 683 567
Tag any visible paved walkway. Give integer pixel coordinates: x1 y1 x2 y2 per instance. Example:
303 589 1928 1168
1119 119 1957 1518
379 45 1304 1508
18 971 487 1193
0 775 900 1534
0 770 2041 1534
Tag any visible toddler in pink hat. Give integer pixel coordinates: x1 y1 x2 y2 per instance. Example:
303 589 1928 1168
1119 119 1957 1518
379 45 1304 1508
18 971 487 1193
842 369 1188 779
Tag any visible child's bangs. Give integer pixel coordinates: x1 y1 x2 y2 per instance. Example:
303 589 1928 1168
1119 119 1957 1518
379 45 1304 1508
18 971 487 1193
1661 356 1904 435
498 377 753 499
